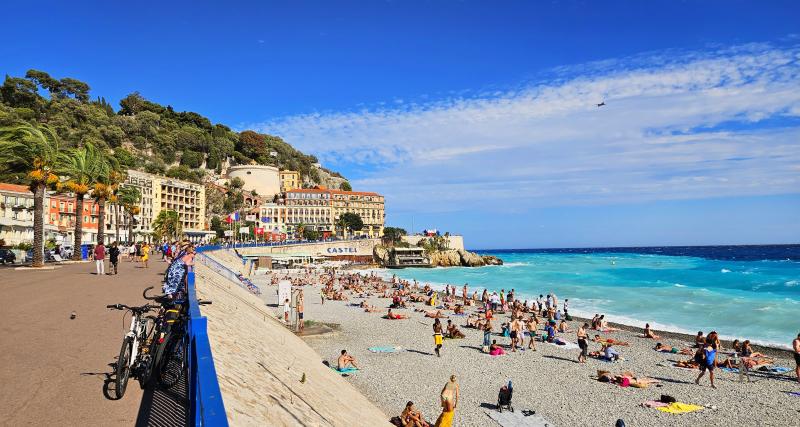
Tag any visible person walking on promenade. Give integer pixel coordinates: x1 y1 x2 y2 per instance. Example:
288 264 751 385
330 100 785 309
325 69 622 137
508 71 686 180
433 318 444 357
793 333 800 383
93 240 105 276
108 242 120 275
435 375 459 427
141 242 151 268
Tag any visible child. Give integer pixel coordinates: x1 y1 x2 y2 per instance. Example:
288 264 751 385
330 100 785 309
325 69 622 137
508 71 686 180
283 298 290 323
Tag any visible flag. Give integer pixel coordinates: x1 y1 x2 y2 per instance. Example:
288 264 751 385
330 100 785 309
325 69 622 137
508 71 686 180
228 212 240 221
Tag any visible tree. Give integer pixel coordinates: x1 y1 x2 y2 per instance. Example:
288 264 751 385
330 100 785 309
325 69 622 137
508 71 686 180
0 124 62 267
339 212 363 238
59 142 105 258
180 150 204 168
383 226 407 244
210 216 225 238
302 228 319 241
339 181 352 191
117 185 141 243
92 154 123 245
152 210 181 242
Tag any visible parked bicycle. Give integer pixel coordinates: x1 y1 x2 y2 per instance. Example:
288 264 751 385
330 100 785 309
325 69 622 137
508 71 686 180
107 302 157 398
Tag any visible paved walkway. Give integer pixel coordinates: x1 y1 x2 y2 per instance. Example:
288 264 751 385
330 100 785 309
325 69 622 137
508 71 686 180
0 257 185 426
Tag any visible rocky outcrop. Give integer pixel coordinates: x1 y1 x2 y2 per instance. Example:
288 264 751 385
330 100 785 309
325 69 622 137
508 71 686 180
373 245 389 266
457 249 485 267
429 250 462 267
481 255 504 266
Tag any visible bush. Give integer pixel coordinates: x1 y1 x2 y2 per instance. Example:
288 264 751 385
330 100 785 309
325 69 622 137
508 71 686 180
180 150 204 168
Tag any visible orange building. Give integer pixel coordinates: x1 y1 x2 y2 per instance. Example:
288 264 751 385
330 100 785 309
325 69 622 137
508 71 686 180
47 194 101 243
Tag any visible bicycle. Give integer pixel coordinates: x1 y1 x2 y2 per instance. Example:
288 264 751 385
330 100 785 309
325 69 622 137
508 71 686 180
155 298 212 389
107 302 157 398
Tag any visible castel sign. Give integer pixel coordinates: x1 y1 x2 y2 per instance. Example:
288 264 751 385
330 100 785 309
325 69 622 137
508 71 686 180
326 247 357 254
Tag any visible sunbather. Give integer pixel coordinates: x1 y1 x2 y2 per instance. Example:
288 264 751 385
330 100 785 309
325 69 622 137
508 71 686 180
400 401 429 427
489 340 505 356
337 349 358 370
446 320 466 339
384 309 408 320
643 323 661 339
654 343 693 355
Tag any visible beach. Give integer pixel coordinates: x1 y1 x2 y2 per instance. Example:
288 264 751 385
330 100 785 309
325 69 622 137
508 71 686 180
255 269 799 427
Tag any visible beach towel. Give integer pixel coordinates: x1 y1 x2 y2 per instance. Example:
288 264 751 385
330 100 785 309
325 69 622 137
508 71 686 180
757 366 790 374
368 346 401 353
484 409 555 427
545 341 580 350
721 367 739 373
655 402 703 414
785 391 800 397
331 366 359 373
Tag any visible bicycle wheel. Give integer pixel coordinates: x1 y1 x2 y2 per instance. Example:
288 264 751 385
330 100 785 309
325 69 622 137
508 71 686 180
139 316 158 387
157 333 185 388
115 336 133 398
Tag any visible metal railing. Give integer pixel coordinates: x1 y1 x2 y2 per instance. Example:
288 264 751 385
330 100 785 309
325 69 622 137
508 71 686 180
186 265 228 426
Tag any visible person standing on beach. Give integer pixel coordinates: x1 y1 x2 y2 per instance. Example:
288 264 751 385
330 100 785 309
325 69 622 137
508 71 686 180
462 284 468 304
93 240 105 276
433 318 444 357
434 375 459 427
483 317 493 351
510 316 522 352
526 316 538 351
577 323 589 363
283 298 290 323
695 337 718 388
297 290 305 333
793 333 800 383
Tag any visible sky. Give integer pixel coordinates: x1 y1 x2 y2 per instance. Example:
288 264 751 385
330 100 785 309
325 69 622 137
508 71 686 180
2 1 799 249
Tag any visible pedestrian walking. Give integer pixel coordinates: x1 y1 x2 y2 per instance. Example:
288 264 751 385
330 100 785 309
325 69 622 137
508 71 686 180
93 241 106 276
433 318 444 357
109 242 120 275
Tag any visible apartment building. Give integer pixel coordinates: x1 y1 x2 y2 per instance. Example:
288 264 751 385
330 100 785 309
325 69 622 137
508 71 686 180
284 188 332 236
256 203 288 239
47 193 102 244
279 187 385 239
330 190 385 238
280 170 301 192
0 183 39 245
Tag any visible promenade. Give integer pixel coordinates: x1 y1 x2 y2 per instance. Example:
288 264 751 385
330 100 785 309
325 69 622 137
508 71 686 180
0 258 185 426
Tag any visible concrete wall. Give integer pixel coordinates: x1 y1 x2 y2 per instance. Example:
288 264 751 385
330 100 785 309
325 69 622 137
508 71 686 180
227 165 281 197
238 238 381 257
402 235 465 251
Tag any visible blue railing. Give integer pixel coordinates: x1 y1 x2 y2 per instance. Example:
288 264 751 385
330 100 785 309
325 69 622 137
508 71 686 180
186 269 228 426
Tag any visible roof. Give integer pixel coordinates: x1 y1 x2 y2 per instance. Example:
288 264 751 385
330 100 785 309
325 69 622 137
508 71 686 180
330 189 382 197
287 188 331 194
0 183 31 194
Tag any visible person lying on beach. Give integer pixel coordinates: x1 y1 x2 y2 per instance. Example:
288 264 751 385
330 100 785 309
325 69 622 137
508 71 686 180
446 320 466 339
338 349 358 370
384 309 408 320
596 370 661 388
654 343 693 355
464 314 482 328
400 401 429 427
603 344 622 361
643 323 661 339
452 304 464 315
489 340 505 356
593 335 630 346
415 309 448 318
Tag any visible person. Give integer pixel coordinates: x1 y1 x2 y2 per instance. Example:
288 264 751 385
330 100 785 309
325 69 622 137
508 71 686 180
558 319 569 333
93 240 106 276
297 290 305 332
401 401 429 427
643 323 660 339
695 331 705 348
545 320 556 343
577 322 589 363
141 242 150 268
435 376 459 427
433 318 444 357
793 333 800 384
283 298 290 323
489 340 505 356
446 320 465 339
482 317 493 351
337 349 358 370
320 288 325 305
509 317 522 352
108 242 120 275
604 343 621 361
385 309 408 320
526 317 537 351
563 298 570 318
695 337 718 388
490 292 499 311
163 245 195 295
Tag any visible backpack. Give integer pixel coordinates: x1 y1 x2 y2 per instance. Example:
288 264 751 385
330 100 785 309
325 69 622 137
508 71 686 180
660 394 676 404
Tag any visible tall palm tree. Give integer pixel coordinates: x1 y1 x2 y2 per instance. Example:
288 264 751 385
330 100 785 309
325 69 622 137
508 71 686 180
59 142 104 259
0 124 62 267
152 210 181 242
117 185 141 243
92 155 122 245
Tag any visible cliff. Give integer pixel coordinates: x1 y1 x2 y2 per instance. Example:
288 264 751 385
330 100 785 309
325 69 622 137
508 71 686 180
373 245 503 267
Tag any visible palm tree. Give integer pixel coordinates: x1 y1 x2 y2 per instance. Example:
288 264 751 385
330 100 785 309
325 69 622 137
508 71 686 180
92 156 123 245
152 210 181 242
0 124 62 267
117 185 141 243
59 142 104 259
295 222 306 240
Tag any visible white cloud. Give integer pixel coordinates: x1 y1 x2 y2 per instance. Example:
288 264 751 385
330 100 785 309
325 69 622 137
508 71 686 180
249 43 800 214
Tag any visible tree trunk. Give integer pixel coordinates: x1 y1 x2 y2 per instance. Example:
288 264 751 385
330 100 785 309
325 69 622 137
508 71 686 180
97 197 106 245
115 203 120 243
127 211 134 244
73 195 84 260
32 184 45 268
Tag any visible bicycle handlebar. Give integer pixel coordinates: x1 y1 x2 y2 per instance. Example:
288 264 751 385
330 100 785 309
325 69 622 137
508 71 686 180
143 286 173 304
106 303 156 313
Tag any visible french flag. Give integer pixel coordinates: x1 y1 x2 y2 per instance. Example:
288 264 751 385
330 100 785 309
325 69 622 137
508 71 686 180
228 212 239 221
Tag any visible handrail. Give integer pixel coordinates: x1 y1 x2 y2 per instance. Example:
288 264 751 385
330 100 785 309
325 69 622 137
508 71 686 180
186 270 228 426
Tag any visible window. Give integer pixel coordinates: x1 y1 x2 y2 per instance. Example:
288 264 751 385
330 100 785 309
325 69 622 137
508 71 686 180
84 215 88 223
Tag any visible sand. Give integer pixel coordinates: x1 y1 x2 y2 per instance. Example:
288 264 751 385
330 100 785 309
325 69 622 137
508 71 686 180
252 272 800 427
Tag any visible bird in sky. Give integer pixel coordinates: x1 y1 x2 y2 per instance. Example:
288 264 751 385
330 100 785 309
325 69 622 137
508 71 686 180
597 101 606 107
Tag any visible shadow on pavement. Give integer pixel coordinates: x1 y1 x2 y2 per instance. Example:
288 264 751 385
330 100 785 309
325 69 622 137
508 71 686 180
135 377 188 427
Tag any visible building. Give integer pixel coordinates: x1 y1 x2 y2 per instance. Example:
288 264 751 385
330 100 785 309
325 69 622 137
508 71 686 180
256 203 288 240
330 190 385 238
0 183 37 246
279 170 301 192
122 170 212 243
47 193 102 245
284 188 333 237
227 165 280 197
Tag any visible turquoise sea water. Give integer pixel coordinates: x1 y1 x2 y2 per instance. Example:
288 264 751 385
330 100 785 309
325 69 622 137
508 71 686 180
382 248 800 348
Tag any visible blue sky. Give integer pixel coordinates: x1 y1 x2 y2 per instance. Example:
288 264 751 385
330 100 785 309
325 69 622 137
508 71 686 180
2 1 799 248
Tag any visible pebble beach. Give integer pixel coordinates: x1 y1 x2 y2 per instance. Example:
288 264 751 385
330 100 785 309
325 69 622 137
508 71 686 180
256 270 799 427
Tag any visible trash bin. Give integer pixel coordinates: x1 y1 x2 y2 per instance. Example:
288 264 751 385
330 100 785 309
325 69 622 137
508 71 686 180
80 244 91 260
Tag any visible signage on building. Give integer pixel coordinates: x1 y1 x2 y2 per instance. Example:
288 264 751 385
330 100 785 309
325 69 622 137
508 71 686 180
255 227 264 235
326 247 357 254
245 214 257 222
261 217 271 223
224 230 234 237
239 226 250 234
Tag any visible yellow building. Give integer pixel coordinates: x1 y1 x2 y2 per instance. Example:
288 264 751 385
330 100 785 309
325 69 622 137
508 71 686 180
279 170 301 192
284 188 332 235
123 170 211 242
331 190 384 238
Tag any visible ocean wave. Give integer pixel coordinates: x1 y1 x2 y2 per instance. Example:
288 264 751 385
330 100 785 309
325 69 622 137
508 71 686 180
721 268 731 273
785 280 799 287
674 283 686 287
499 262 529 267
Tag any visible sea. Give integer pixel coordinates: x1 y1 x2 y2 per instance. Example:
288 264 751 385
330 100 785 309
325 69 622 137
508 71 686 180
381 245 800 349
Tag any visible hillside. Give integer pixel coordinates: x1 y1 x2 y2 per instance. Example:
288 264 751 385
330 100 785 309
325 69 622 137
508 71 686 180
0 70 346 187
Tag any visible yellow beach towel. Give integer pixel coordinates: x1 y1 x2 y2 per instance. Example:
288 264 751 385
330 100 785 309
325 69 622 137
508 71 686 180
656 402 704 414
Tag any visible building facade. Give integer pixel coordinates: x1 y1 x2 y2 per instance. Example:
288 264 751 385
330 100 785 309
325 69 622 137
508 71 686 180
227 165 280 197
284 188 332 236
330 190 385 238
0 183 38 246
279 170 301 192
47 193 102 245
278 187 385 239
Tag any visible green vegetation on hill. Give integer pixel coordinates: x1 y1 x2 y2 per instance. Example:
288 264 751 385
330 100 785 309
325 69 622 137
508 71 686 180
0 70 337 184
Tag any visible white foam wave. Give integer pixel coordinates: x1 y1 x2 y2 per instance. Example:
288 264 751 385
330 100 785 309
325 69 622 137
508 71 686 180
674 283 686 287
498 262 529 267
721 268 731 273
785 280 799 287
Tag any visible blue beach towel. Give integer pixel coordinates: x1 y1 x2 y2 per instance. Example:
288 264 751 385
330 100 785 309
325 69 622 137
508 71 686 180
759 366 790 374
331 366 359 373
721 367 739 373
368 346 401 353
786 391 800 397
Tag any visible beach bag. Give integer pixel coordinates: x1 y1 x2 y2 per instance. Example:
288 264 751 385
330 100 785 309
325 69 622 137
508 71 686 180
660 394 676 404
389 416 403 427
